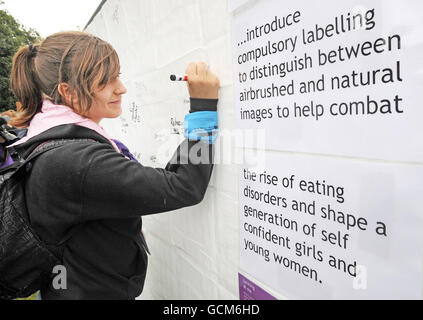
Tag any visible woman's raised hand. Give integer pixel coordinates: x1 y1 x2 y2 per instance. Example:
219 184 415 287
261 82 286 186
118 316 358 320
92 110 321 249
185 62 220 100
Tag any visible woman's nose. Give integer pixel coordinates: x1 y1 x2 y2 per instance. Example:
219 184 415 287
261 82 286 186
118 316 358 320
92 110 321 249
115 79 127 95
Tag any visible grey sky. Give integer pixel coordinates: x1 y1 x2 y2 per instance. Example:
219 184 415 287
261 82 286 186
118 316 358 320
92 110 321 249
1 0 102 38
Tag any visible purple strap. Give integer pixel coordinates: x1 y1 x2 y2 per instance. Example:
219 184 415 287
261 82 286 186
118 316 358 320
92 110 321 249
112 139 139 163
0 146 14 170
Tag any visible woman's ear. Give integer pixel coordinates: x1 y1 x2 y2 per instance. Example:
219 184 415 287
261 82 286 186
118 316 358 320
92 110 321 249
57 83 78 106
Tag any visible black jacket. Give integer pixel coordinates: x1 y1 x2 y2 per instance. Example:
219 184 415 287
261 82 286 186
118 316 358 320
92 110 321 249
14 120 214 299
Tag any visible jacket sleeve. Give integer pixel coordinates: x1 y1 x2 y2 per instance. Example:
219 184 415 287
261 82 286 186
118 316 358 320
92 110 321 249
81 99 218 220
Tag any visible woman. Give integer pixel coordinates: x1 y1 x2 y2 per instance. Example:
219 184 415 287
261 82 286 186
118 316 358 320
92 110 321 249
8 31 219 299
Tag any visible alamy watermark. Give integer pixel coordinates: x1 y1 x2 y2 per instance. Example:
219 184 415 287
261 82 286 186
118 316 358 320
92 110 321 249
52 265 67 290
154 128 267 171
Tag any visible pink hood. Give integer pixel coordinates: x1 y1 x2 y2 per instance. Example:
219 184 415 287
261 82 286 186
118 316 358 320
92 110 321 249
9 99 120 153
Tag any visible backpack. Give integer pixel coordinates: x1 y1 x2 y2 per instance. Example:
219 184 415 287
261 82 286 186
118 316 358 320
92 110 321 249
0 137 95 299
0 120 27 171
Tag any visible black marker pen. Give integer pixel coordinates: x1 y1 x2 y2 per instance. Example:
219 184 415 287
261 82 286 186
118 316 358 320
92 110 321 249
170 74 188 81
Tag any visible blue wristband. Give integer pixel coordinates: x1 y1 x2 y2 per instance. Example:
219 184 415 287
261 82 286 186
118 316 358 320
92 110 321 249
184 111 218 144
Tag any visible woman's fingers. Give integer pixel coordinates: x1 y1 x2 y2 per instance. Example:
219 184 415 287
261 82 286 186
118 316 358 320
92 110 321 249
186 62 197 76
197 62 208 78
185 61 220 99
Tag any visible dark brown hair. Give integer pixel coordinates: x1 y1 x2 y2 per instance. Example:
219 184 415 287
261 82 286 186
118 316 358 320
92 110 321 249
10 31 120 128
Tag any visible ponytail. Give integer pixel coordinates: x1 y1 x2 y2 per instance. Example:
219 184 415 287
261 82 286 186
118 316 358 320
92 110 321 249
10 44 42 128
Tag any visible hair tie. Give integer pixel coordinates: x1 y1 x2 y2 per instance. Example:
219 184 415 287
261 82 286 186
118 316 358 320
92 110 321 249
28 44 38 58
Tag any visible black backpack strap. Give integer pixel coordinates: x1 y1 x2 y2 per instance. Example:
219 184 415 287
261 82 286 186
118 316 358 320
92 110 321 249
2 139 97 176
27 138 97 161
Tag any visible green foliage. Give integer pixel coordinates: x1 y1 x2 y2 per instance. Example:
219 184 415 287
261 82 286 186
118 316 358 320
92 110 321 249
0 6 40 112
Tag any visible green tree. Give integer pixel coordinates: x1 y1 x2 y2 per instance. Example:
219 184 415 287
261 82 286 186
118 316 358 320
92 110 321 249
0 2 40 112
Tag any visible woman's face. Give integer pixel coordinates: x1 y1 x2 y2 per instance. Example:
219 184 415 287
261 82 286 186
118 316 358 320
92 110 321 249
86 77 127 124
